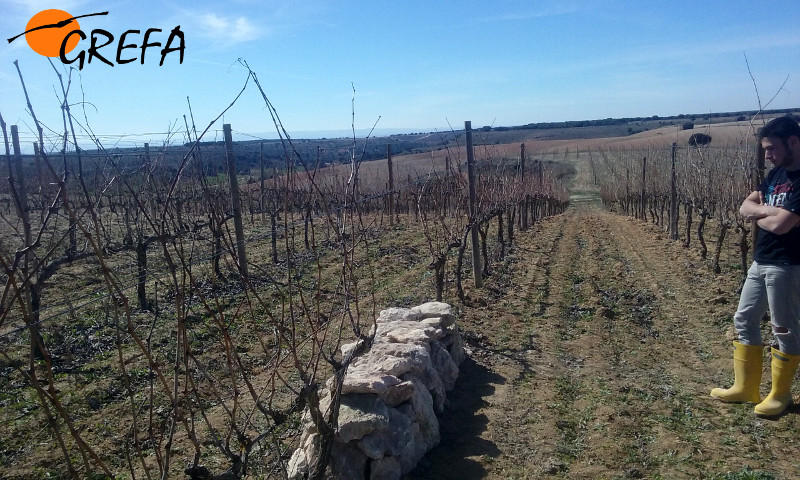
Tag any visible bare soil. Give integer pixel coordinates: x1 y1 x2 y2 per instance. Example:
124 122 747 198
409 196 800 479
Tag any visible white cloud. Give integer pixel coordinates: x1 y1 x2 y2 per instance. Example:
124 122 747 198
481 4 583 23
195 12 261 46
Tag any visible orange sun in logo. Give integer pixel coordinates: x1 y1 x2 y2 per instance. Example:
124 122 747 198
24 9 81 57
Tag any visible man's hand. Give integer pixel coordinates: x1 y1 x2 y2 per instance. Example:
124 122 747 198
740 190 800 234
740 190 767 221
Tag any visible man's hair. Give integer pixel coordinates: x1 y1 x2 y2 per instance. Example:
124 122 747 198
758 115 800 141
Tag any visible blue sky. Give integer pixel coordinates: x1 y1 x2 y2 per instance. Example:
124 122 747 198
2 0 799 151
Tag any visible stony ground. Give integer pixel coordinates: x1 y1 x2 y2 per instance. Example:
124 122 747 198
409 198 800 480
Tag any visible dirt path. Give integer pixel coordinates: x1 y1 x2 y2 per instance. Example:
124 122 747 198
411 199 800 479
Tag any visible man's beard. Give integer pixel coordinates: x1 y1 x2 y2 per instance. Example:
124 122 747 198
783 144 795 168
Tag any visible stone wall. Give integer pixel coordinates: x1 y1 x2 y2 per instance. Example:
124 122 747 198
287 302 465 480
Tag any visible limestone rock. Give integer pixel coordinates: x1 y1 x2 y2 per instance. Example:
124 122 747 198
441 329 465 366
329 441 368 479
340 373 402 396
337 394 390 443
370 455 401 480
287 302 464 480
412 302 456 327
381 380 415 407
348 342 431 379
357 407 411 459
375 320 441 344
431 341 459 392
376 307 419 323
287 449 308 479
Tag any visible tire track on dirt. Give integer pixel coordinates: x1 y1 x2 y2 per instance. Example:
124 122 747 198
515 208 660 478
516 207 717 478
419 205 738 479
554 211 704 477
581 213 763 476
439 207 607 477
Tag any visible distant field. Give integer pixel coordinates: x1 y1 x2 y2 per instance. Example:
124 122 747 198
314 115 774 192
481 116 775 154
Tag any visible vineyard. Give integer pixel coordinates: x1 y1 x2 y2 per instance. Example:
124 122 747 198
2 64 799 479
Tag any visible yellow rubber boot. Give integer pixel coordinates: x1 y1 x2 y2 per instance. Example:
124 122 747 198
710 341 763 404
754 348 800 417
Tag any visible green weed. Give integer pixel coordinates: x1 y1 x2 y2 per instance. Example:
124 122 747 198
711 468 776 480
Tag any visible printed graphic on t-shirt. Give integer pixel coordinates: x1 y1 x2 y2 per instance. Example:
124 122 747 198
757 169 800 264
767 181 793 208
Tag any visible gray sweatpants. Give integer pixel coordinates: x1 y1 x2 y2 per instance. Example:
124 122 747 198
734 261 800 354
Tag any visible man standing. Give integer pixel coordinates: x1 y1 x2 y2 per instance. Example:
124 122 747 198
711 115 800 417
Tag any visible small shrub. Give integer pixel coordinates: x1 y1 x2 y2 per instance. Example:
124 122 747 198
689 133 712 146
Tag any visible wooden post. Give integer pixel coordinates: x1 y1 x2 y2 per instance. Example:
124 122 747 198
520 143 528 231
11 125 42 361
136 240 148 310
465 121 483 288
10 126 30 251
144 143 154 219
223 124 249 281
271 165 279 263
640 156 647 221
387 143 395 226
670 143 679 240
32 142 42 188
625 166 631 216
260 141 266 222
65 141 76 256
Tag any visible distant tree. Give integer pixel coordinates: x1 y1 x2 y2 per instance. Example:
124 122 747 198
688 133 712 146
682 122 694 130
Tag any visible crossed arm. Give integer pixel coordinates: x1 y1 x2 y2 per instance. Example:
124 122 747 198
740 190 800 235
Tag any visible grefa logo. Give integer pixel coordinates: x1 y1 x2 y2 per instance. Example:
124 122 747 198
7 9 185 70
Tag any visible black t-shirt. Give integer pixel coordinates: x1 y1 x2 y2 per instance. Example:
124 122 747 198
755 167 800 265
